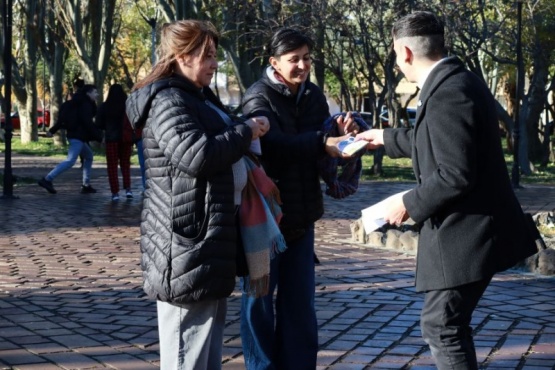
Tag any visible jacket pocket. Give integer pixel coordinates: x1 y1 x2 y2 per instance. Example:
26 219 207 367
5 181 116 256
175 211 209 244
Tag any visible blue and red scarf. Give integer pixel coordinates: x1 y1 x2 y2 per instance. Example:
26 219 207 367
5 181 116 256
240 155 286 297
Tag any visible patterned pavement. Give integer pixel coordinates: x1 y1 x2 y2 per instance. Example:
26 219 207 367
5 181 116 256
0 154 554 369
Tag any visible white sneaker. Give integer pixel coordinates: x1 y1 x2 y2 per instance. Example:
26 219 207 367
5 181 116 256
126 190 133 199
111 194 120 202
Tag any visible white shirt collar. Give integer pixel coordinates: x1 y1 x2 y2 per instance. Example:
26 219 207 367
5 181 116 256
417 58 447 89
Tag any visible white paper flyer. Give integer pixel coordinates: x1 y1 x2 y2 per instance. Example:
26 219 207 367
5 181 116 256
361 190 410 233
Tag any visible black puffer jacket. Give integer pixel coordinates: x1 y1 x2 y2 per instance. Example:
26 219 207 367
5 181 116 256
241 68 330 231
125 75 252 304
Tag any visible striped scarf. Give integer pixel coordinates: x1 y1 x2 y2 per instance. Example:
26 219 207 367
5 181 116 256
240 155 287 297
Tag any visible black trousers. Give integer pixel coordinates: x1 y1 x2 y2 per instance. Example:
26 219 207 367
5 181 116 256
420 277 492 370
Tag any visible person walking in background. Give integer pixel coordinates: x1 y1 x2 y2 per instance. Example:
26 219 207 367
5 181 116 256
68 78 87 167
68 77 85 100
240 28 357 370
38 84 101 194
125 20 269 369
95 83 134 202
356 11 537 369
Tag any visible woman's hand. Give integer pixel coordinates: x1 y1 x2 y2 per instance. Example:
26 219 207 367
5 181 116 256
336 112 359 135
324 133 354 158
245 116 270 140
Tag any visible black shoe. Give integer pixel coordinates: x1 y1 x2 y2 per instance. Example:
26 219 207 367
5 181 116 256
81 185 97 194
38 177 57 194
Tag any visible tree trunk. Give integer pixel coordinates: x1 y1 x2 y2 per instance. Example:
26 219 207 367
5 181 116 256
371 147 385 176
57 0 116 103
540 121 553 167
20 0 40 144
523 53 549 163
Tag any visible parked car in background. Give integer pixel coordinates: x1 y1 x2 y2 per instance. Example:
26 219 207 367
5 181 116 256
358 112 374 128
0 112 20 130
0 109 50 130
379 107 417 128
37 109 51 128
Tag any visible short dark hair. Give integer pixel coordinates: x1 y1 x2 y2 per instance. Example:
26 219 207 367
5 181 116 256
393 11 445 59
81 84 97 95
267 28 314 58
73 78 85 89
393 11 444 39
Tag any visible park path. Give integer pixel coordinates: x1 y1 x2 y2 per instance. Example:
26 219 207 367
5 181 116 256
0 153 554 369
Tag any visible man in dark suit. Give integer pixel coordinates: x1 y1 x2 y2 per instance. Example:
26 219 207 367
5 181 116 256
356 11 537 370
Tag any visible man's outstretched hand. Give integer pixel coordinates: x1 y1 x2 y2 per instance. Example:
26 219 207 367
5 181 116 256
355 129 384 149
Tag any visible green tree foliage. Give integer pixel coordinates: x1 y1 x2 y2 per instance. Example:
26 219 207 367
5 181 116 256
2 0 554 172
108 0 154 90
55 0 118 96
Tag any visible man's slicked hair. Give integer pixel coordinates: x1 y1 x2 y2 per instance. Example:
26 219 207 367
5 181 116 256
392 11 446 59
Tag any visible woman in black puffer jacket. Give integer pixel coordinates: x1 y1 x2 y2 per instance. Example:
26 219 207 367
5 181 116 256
240 28 357 370
125 20 268 370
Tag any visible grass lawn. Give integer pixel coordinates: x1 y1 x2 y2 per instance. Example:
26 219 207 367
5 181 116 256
361 149 555 185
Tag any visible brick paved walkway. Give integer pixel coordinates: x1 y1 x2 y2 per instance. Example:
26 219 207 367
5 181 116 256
0 154 554 369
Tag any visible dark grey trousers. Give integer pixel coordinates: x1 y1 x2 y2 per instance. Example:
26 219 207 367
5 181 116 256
420 277 492 370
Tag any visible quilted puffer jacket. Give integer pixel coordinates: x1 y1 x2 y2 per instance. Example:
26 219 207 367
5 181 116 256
126 75 252 304
241 68 330 231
